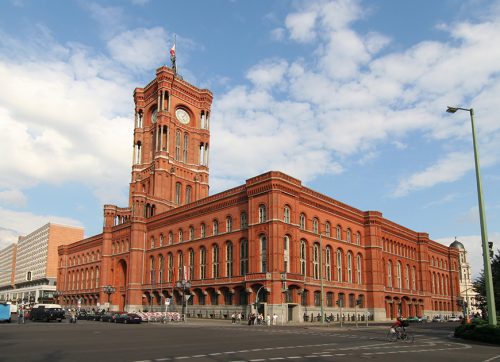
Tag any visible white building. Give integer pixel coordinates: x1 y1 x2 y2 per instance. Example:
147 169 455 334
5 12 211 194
0 223 84 305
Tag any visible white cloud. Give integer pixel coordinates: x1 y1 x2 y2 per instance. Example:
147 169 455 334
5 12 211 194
0 189 27 208
107 27 168 72
246 59 288 89
285 11 317 42
393 152 473 197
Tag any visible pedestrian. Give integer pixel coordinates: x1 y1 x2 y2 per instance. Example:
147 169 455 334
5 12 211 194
237 312 242 324
17 306 24 324
272 313 277 325
266 314 271 326
231 312 236 324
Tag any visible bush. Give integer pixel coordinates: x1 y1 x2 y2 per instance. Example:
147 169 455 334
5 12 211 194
455 323 500 345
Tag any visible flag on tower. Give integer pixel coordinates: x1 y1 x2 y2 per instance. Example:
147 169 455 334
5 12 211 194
170 43 176 57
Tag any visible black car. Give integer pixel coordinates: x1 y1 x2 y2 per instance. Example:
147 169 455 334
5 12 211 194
101 312 119 322
114 313 142 324
30 304 65 322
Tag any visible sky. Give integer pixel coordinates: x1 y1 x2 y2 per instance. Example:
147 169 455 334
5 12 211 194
0 0 499 280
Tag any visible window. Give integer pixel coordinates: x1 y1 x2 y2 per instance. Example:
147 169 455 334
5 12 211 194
213 220 219 235
396 262 402 288
283 236 290 273
200 247 206 279
260 235 267 273
314 291 321 306
226 216 232 232
183 133 188 163
387 261 393 287
284 206 291 223
189 226 194 240
240 239 248 275
200 223 206 238
336 225 342 240
160 234 164 246
347 252 353 283
177 252 184 281
175 130 181 160
186 186 192 204
327 292 334 307
226 242 233 277
356 254 362 285
313 218 319 234
258 205 266 223
325 222 331 237
300 240 307 275
240 212 247 229
346 229 352 243
175 182 181 204
326 247 332 281
300 213 306 230
188 249 194 280
405 264 410 289
313 243 319 279
178 229 183 242
412 266 416 290
336 249 343 282
159 255 164 283
356 232 361 245
212 244 219 278
168 253 173 282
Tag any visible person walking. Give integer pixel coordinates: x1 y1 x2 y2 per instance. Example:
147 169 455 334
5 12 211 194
272 313 277 325
231 312 236 324
17 306 24 324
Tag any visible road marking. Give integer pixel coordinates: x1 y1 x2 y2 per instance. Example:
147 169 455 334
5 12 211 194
483 355 500 362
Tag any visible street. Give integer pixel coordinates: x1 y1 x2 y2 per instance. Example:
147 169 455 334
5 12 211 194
0 319 498 362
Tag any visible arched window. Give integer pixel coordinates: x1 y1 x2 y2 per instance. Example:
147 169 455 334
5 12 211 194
299 213 306 230
186 185 192 204
177 252 184 281
412 266 416 290
240 212 248 229
300 240 307 275
258 205 266 223
200 247 206 279
326 246 332 281
189 226 194 240
388 261 393 287
356 254 362 284
313 218 319 234
212 244 219 278
240 239 248 275
336 225 342 240
226 216 232 232
178 229 183 242
356 232 361 245
336 249 343 282
325 222 331 237
212 220 219 235
175 130 181 160
283 236 290 273
200 223 206 238
175 182 181 204
183 133 188 163
405 264 410 289
168 232 173 245
188 249 194 280
284 206 291 223
347 252 353 283
150 236 155 249
159 254 164 283
226 242 233 277
346 229 352 243
313 243 320 279
260 235 267 273
396 262 402 288
150 256 155 284
168 253 173 282
95 267 100 288
159 234 164 246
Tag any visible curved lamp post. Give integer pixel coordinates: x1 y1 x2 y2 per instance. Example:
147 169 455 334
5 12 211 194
446 106 497 326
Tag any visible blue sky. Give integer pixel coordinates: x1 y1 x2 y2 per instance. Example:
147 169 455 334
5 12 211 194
1 0 499 279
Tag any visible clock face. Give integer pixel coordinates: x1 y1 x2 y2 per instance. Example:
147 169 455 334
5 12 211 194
175 108 190 125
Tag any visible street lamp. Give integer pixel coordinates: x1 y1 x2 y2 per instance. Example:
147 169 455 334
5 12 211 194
446 106 497 326
176 279 191 320
103 285 116 308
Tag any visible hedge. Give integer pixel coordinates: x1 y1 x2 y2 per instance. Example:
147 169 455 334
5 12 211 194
454 321 500 345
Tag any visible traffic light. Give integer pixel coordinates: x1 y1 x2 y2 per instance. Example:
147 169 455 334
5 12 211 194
488 241 494 259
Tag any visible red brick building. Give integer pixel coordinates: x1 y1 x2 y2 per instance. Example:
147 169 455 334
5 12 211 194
57 66 461 322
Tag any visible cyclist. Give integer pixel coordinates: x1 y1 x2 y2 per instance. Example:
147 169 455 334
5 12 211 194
390 317 404 338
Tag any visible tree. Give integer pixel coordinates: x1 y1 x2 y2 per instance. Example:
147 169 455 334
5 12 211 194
473 249 500 319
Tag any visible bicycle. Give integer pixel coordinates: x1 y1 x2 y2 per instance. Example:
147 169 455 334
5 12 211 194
387 327 414 343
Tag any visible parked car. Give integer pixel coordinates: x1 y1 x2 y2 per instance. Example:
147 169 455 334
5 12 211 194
114 313 142 324
101 312 119 322
448 316 461 322
407 316 423 323
432 316 445 322
30 304 65 322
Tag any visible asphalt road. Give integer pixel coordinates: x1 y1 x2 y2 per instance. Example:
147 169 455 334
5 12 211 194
0 319 498 362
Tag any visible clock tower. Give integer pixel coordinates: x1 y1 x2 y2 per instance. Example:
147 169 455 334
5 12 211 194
130 66 213 217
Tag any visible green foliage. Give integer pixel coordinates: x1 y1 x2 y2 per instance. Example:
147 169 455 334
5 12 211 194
454 323 500 345
473 249 500 317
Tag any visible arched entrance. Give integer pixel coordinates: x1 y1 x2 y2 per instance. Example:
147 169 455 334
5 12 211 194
115 259 127 311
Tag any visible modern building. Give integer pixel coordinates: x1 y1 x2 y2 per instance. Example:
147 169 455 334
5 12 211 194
451 238 480 317
0 223 84 305
57 65 461 322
